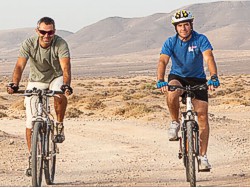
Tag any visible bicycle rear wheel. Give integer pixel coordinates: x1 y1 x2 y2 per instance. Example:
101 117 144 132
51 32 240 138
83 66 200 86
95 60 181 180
186 121 196 187
31 122 44 187
44 123 56 185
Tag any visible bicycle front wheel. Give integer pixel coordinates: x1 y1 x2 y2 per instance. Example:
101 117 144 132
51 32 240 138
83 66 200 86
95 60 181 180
186 121 196 187
44 123 57 185
31 122 44 187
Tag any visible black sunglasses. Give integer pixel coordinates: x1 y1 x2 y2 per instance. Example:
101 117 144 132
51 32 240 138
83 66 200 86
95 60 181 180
38 29 55 36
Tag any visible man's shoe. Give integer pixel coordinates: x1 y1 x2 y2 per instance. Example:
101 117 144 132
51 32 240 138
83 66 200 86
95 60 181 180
168 121 180 141
198 155 212 172
54 122 65 143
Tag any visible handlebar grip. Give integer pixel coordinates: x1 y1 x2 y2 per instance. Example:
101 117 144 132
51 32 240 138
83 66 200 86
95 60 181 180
14 90 26 94
53 91 64 94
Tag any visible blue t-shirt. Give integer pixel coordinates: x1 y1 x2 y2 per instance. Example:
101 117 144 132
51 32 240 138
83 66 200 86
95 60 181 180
160 31 213 79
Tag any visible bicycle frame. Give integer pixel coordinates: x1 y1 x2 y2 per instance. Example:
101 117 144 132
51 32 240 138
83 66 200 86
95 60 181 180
180 86 200 159
20 88 63 186
168 84 208 187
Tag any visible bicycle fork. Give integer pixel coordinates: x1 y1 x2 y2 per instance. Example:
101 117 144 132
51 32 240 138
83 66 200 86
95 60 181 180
178 112 199 160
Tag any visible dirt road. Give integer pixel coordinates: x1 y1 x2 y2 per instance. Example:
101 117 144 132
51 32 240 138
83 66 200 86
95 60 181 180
0 75 250 186
0 116 249 187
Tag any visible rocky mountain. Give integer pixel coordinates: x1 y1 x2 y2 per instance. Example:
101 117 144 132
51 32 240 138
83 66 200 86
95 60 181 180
0 1 249 59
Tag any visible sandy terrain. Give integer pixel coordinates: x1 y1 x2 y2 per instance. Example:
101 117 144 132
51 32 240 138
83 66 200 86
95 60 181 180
0 73 250 187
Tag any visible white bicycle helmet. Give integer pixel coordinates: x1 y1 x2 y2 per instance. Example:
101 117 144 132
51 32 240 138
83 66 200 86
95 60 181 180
171 10 194 25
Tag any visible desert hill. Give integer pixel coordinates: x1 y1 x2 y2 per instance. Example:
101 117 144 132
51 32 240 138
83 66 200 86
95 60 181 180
67 1 250 56
0 29 73 60
0 1 250 59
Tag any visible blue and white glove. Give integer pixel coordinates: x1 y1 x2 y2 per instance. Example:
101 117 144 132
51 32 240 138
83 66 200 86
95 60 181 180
207 74 220 87
156 80 168 89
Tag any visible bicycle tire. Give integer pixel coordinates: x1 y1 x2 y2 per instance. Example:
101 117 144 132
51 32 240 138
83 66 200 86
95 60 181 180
182 129 190 182
187 121 196 187
44 123 56 185
31 122 43 187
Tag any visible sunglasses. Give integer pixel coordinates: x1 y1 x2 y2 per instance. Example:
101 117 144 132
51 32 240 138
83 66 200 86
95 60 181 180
38 29 55 36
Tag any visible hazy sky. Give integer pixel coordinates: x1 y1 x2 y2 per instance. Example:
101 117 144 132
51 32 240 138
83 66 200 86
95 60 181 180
0 0 240 32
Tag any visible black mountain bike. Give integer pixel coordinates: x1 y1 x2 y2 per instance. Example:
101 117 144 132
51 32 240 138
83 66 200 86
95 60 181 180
20 88 63 187
168 84 209 187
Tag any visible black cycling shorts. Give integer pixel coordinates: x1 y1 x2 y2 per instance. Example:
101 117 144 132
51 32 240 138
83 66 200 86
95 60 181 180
168 74 208 102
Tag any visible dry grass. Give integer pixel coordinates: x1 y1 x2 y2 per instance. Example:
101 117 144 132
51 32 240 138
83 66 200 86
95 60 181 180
1 75 250 120
66 107 84 118
0 112 7 118
115 102 152 118
85 98 106 110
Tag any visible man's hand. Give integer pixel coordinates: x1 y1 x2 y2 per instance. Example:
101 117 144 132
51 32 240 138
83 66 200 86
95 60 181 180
207 74 220 91
156 80 168 93
7 83 19 94
60 84 73 96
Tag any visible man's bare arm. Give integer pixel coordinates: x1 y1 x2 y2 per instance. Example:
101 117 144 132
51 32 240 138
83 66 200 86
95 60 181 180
157 54 170 81
203 49 218 77
59 57 71 85
12 57 27 85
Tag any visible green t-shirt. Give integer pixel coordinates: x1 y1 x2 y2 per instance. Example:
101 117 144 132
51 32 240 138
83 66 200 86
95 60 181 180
19 35 70 83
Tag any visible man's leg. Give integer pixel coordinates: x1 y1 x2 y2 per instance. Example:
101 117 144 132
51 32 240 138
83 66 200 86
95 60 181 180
25 95 34 153
193 99 211 170
50 76 68 143
166 80 182 140
54 94 67 122
53 94 67 143
26 128 32 152
166 80 182 122
193 99 209 155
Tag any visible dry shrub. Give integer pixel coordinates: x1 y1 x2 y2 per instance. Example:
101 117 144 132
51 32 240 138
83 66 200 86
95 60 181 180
125 89 136 95
132 93 147 99
85 98 106 110
115 102 151 118
241 101 250 106
122 93 147 101
140 83 156 90
68 94 84 104
0 111 7 118
0 96 8 100
150 105 165 111
0 105 7 110
10 99 25 110
108 81 119 86
76 83 86 87
122 95 132 101
66 107 84 118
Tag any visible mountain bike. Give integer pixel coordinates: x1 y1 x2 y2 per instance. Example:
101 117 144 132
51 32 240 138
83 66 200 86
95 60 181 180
168 84 209 187
19 88 63 187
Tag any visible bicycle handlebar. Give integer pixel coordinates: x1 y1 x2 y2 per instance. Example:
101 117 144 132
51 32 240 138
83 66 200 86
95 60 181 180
15 88 64 97
168 84 208 92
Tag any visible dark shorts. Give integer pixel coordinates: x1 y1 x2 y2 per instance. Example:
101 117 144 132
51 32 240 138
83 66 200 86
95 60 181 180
168 74 208 102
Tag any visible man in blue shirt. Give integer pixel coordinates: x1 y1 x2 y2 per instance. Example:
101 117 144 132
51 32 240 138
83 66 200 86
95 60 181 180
156 10 220 171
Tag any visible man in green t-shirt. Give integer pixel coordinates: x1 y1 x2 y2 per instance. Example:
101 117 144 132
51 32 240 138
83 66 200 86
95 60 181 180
7 17 72 175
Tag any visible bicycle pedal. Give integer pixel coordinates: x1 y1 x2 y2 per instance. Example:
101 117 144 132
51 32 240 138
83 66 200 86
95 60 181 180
178 153 182 159
199 169 211 172
54 135 65 143
169 137 180 141
25 168 32 177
